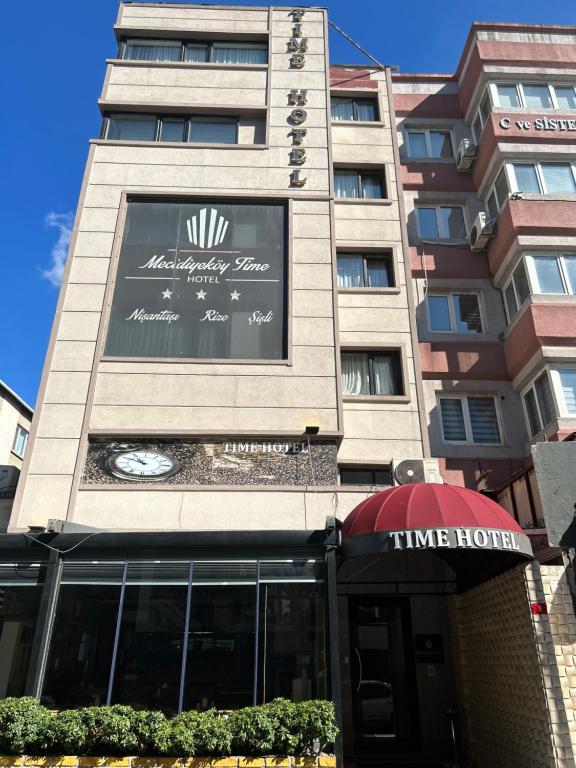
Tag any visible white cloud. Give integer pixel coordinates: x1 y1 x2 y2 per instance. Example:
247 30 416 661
40 211 74 287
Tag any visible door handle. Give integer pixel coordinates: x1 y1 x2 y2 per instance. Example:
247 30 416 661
354 647 363 693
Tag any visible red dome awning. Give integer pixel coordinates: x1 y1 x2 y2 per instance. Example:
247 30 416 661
341 483 532 560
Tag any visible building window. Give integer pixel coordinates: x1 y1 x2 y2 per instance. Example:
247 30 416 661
486 167 510 218
427 293 483 333
123 39 182 62
503 259 530 322
557 369 576 415
104 114 241 144
472 88 492 142
0 563 45 699
340 466 392 486
337 252 393 288
522 371 556 437
491 82 576 111
405 129 453 159
438 395 501 444
341 351 403 396
12 425 29 458
415 205 467 240
508 161 576 195
334 170 385 199
331 97 378 122
122 39 268 65
526 253 576 295
41 558 325 711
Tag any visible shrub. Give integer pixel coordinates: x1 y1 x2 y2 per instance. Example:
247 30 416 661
154 710 231 757
0 698 336 757
229 705 276 756
0 697 52 755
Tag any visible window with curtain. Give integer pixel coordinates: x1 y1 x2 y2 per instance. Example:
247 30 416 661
104 114 250 145
334 170 384 199
106 115 157 141
331 97 378 122
124 40 182 62
509 162 576 195
559 369 576 415
337 253 392 288
527 253 576 295
416 206 466 240
341 351 403 396
523 371 556 437
11 425 29 457
503 259 530 322
189 117 237 144
427 294 482 333
122 39 268 65
438 395 501 444
405 129 453 159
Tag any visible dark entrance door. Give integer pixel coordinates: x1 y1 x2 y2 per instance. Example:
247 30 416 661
348 597 418 754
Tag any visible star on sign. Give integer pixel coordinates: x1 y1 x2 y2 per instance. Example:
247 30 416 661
162 288 172 299
230 290 241 301
196 289 207 300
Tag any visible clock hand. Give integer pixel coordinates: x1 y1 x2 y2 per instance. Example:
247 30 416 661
133 457 147 465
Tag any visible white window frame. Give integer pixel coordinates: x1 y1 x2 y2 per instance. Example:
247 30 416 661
426 292 484 334
471 87 493 143
502 257 530 323
437 394 503 445
507 160 576 195
521 368 560 438
485 166 511 217
525 252 576 296
490 81 576 110
404 128 454 159
415 204 468 241
550 366 576 417
11 424 29 458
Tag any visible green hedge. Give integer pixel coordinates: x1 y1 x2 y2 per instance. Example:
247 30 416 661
0 698 337 757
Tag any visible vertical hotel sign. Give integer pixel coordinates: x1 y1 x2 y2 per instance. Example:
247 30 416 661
287 9 308 188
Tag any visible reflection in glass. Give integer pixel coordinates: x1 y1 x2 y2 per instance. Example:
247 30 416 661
532 256 565 293
406 132 427 157
107 116 157 141
112 563 188 712
556 87 576 110
454 294 482 333
182 562 257 711
429 131 452 158
416 208 439 239
512 164 540 194
42 562 123 708
559 370 576 414
0 565 44 699
257 564 325 703
427 296 451 332
523 84 553 109
440 207 466 239
160 119 186 142
496 84 520 108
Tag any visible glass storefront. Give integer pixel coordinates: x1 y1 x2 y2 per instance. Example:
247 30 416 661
40 557 325 713
0 563 45 698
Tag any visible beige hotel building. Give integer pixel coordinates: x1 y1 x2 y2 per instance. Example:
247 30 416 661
3 6 576 768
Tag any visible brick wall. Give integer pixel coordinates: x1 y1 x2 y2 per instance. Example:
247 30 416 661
450 564 556 768
528 563 576 768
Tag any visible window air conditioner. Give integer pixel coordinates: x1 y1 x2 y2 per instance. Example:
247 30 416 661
456 138 478 171
469 211 496 251
392 458 443 486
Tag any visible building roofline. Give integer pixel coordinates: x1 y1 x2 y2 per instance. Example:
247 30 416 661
119 2 327 8
455 21 576 79
0 379 33 417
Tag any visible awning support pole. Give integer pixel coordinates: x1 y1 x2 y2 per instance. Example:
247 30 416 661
326 536 343 768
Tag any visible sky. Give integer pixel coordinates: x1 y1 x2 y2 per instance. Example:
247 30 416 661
1 0 574 407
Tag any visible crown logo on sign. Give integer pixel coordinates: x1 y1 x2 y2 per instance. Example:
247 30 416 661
186 208 229 249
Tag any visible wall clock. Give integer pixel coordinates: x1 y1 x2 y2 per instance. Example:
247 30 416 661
105 449 180 481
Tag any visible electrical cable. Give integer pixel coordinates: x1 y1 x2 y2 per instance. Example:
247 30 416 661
22 531 103 554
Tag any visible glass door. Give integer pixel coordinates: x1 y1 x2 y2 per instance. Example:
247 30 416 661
349 597 418 753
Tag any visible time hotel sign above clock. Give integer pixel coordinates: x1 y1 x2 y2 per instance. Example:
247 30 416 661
104 200 287 360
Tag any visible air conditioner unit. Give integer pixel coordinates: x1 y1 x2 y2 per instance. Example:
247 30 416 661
392 458 443 486
469 211 496 251
456 138 477 171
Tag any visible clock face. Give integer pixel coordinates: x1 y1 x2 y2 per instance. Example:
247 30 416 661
106 450 180 481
